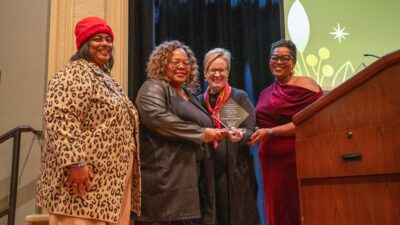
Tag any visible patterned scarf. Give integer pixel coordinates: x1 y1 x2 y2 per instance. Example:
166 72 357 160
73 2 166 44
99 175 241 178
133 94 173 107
204 84 232 149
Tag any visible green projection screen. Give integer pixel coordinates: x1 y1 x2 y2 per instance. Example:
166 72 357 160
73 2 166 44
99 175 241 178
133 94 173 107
283 0 400 89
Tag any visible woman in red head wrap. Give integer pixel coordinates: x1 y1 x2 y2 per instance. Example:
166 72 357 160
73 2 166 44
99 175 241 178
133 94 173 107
36 16 141 225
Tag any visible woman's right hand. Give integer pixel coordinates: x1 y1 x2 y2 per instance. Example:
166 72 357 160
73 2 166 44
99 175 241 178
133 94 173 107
67 165 94 196
203 128 226 142
247 128 269 146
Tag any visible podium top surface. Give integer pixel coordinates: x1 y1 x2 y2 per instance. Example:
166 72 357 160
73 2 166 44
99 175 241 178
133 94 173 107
293 49 400 125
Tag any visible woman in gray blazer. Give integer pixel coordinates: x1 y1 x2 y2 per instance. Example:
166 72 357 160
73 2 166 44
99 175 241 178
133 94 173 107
135 41 225 225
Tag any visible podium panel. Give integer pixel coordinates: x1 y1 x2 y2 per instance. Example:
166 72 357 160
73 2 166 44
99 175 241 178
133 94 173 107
293 50 400 225
296 122 400 179
300 175 400 225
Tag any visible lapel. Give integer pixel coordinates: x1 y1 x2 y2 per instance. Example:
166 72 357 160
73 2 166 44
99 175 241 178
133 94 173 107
185 88 212 118
87 60 139 148
92 66 124 99
88 61 128 106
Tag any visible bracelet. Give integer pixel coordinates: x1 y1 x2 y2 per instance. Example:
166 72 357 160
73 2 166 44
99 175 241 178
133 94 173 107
70 162 87 168
267 128 274 139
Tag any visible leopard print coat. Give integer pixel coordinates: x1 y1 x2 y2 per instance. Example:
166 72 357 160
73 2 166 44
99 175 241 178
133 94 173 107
36 59 141 223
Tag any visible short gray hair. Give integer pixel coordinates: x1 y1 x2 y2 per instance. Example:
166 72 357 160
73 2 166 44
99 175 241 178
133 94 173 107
203 48 231 76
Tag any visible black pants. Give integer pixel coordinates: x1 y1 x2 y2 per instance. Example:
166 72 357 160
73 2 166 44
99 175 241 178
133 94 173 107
215 172 229 225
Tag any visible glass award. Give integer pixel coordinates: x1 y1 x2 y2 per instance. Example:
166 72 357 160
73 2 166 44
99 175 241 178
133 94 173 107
219 98 249 128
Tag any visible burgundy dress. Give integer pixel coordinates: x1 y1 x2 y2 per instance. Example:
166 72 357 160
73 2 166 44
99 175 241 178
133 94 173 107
255 80 322 225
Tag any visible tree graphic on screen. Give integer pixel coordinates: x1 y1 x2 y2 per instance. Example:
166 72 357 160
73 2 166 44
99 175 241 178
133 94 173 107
287 0 356 90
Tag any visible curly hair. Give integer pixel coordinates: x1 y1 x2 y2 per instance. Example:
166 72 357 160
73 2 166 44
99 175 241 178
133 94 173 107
146 40 200 91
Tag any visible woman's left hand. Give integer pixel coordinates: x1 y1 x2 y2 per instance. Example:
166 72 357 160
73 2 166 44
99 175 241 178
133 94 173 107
67 165 94 196
227 127 243 142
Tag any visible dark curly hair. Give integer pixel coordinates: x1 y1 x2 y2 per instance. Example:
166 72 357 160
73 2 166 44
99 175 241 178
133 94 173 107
146 40 200 92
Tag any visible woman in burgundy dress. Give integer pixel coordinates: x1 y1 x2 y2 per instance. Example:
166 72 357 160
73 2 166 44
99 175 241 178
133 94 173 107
248 40 323 225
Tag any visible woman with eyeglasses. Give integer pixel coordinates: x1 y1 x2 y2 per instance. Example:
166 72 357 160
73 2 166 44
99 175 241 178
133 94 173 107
134 41 225 225
248 39 323 225
198 48 259 225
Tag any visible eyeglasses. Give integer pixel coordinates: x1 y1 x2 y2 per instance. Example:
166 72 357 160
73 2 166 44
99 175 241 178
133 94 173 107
169 60 191 68
208 68 228 75
270 55 294 64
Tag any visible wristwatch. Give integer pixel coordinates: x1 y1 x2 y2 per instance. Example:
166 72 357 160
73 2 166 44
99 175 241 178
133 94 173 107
267 128 274 139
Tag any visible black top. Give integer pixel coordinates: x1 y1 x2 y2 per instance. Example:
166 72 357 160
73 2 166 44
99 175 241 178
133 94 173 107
198 87 260 225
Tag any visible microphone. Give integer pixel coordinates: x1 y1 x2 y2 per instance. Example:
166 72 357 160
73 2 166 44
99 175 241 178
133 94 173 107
364 53 380 59
354 62 367 73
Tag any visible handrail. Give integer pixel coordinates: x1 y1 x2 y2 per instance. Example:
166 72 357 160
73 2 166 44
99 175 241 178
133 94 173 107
0 126 42 143
0 126 43 225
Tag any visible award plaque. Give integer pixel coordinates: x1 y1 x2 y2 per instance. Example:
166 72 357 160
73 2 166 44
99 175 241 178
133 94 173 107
219 98 249 128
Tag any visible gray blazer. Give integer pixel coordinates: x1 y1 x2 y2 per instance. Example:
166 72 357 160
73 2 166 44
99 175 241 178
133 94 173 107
135 79 214 222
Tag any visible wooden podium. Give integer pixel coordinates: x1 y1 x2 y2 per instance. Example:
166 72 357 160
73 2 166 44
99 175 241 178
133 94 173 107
293 50 400 225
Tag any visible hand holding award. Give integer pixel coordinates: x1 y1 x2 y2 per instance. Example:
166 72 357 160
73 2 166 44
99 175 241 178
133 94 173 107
212 97 248 142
